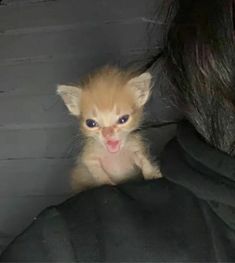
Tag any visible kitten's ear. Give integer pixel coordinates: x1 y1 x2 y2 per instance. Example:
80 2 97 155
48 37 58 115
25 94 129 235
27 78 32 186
127 72 152 107
57 85 81 116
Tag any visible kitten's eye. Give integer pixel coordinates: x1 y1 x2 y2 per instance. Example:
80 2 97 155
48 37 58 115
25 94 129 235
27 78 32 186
117 115 129 124
85 119 98 128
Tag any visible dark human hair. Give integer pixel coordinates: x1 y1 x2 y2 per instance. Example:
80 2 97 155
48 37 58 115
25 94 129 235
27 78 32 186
147 0 235 156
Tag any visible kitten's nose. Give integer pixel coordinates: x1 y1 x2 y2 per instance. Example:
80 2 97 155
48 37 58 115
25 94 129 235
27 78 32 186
102 127 114 139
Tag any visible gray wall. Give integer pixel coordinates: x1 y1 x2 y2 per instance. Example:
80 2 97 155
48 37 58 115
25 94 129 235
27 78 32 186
0 0 177 253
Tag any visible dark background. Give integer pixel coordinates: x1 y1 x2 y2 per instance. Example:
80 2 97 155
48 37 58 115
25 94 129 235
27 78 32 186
0 0 179 253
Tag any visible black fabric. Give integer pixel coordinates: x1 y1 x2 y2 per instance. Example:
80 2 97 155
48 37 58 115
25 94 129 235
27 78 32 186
1 122 235 262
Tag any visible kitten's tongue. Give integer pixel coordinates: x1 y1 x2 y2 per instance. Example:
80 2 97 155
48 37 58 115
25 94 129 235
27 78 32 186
106 140 120 153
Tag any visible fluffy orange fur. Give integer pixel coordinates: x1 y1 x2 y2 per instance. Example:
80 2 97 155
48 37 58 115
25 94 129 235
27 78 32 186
57 66 161 192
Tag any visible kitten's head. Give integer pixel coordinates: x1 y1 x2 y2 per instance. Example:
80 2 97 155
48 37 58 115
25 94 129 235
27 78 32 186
57 67 152 153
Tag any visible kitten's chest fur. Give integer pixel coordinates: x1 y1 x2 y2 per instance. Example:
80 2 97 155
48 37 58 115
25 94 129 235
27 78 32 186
99 146 137 178
82 134 143 183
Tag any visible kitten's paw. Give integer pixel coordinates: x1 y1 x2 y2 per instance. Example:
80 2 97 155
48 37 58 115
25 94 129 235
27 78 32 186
143 165 162 180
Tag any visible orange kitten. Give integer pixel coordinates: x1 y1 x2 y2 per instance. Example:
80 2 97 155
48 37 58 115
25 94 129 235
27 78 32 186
57 66 161 192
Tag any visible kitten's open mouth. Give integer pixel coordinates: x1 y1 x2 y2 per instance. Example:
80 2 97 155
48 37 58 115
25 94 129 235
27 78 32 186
106 140 121 153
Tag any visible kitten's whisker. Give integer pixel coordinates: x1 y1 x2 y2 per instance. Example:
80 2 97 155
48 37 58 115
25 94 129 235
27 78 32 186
63 134 83 158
